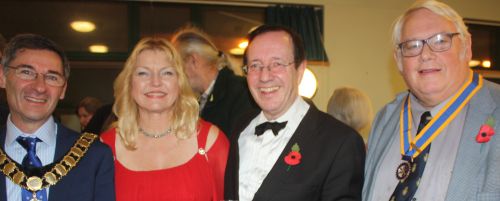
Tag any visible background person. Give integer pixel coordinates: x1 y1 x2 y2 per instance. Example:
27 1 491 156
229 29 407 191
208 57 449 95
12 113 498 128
76 96 102 131
171 26 258 136
327 86 373 140
101 37 229 201
0 34 8 127
363 1 500 201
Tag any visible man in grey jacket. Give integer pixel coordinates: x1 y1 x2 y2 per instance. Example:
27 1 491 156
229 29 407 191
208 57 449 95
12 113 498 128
363 1 500 201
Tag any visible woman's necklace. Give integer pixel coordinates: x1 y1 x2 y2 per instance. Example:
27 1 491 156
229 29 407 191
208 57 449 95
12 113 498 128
139 127 172 138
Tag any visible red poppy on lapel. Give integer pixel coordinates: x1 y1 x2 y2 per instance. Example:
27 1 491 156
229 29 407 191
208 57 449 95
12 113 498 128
476 117 495 143
285 143 301 171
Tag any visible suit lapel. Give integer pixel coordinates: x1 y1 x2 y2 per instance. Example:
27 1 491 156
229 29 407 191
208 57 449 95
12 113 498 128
49 124 76 200
225 109 259 199
0 127 7 201
252 104 319 201
445 84 496 201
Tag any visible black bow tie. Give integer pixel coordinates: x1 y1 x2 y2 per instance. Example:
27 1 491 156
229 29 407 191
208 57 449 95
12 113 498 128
255 121 288 136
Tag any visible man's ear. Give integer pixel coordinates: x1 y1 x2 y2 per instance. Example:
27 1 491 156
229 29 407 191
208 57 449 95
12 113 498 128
59 82 67 100
464 34 472 61
296 60 307 85
187 54 199 68
393 50 403 74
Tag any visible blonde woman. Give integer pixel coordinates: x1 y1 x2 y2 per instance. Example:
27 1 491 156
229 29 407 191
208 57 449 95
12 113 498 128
101 37 229 201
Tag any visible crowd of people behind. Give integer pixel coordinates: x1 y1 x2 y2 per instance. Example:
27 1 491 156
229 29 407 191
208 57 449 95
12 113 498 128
0 0 498 201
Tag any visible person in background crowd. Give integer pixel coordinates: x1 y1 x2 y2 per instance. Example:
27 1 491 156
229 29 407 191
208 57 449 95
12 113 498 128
76 96 102 131
363 1 500 201
101 37 229 201
0 33 115 201
171 26 258 136
0 34 9 127
224 25 365 201
327 87 373 140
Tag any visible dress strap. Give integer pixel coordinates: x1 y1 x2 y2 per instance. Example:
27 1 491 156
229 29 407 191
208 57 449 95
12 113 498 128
197 119 210 156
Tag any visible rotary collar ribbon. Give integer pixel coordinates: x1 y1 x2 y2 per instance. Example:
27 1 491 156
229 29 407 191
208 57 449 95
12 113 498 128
0 132 97 193
399 71 483 159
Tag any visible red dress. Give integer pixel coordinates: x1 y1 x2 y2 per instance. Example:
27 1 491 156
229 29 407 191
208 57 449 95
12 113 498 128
101 120 229 201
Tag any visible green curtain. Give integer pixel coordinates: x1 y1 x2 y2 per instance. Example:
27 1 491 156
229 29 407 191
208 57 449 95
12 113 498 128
266 5 328 62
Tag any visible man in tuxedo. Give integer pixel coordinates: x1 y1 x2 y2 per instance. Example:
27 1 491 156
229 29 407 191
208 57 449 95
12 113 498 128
0 34 115 201
363 1 500 201
224 25 365 201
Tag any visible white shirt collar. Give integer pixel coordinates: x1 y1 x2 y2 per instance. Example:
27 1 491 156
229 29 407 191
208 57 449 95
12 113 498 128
255 96 307 125
5 115 57 147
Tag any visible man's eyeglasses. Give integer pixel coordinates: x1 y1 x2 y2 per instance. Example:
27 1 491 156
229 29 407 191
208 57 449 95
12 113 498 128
6 65 66 87
243 60 294 74
398 32 460 57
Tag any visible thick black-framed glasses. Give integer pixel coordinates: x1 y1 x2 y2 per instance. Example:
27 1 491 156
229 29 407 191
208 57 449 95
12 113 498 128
398 32 460 57
6 65 66 87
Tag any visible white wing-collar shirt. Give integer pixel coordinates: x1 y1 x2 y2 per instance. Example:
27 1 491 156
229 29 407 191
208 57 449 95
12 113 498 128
238 97 309 201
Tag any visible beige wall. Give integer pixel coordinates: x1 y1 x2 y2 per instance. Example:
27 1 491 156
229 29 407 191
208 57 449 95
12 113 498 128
239 0 500 139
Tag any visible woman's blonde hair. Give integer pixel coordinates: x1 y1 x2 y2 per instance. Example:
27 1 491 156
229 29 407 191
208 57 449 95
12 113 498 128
327 87 373 132
113 37 199 149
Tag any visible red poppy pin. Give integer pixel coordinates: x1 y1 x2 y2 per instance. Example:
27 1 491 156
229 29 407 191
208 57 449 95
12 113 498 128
476 116 496 143
284 143 301 171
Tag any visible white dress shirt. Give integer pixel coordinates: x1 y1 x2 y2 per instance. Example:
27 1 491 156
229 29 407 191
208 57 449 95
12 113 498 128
4 115 57 201
370 94 466 201
238 97 309 201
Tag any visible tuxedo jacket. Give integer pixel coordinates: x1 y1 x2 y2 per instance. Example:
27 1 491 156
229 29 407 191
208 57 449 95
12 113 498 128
225 102 366 201
201 67 258 136
363 81 500 201
0 123 116 201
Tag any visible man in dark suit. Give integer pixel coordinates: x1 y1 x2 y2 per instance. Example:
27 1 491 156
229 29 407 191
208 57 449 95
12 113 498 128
224 25 365 201
171 26 258 136
0 34 115 201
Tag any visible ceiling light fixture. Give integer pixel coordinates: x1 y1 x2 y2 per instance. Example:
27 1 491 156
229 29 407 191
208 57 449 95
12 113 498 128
89 45 108 53
70 21 96 32
482 60 491 68
238 41 248 49
468 60 480 67
229 48 245 56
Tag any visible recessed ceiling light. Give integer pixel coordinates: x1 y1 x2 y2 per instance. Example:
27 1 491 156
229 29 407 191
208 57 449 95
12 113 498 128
229 48 244 55
71 21 96 32
238 41 248 49
482 60 491 68
468 60 480 67
89 45 108 53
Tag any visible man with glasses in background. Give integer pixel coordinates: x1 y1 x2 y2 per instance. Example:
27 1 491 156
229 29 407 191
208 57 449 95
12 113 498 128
363 1 500 201
224 25 365 201
0 34 115 201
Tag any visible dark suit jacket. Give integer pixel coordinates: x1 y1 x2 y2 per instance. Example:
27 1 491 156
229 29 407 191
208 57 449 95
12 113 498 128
201 67 258 136
0 123 115 201
224 102 365 201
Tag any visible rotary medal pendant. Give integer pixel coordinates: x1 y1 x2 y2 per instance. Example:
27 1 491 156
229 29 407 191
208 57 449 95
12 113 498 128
30 192 39 201
28 176 43 201
396 161 411 181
